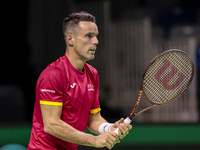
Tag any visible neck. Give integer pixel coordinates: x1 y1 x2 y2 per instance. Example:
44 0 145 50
65 48 85 71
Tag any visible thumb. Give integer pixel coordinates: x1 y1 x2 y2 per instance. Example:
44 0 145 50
113 118 124 128
110 118 125 132
118 118 124 124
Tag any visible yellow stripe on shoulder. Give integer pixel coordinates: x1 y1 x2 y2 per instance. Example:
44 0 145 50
90 107 101 114
40 100 63 106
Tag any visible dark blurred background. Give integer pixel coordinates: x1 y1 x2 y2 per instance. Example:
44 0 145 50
0 0 200 149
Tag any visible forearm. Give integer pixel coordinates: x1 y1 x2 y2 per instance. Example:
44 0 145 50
87 112 108 134
40 105 118 149
44 118 96 147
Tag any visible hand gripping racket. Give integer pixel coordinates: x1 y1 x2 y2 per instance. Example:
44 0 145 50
114 49 194 134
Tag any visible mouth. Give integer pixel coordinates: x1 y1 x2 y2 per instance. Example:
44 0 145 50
89 48 96 52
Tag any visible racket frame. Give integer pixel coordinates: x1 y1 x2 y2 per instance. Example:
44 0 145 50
128 49 194 120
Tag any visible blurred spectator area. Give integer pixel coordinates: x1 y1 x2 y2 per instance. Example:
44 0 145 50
1 0 199 124
0 85 26 121
0 0 200 149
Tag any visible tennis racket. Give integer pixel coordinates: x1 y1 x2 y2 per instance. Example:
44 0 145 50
114 49 194 134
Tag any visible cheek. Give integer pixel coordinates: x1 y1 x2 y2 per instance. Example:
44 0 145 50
74 42 89 54
74 36 91 51
76 40 89 50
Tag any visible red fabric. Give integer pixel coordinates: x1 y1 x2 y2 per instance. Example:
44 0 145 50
28 55 100 150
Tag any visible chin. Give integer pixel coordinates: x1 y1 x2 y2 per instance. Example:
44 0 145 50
86 56 95 62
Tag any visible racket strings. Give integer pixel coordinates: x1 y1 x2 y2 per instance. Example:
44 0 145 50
142 51 193 104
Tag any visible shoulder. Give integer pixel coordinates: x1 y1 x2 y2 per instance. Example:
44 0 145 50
36 66 66 92
40 66 65 80
84 63 99 87
84 63 98 76
40 56 67 79
37 62 66 89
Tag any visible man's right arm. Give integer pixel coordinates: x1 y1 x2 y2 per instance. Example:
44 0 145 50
41 104 118 149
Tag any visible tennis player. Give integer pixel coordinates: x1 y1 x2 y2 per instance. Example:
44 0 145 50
27 11 132 150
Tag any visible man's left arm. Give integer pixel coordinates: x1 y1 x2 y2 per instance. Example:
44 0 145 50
87 112 132 139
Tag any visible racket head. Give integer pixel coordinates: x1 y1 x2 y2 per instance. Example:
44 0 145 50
142 49 194 105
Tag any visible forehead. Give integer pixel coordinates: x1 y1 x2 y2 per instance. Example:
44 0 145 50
77 21 98 34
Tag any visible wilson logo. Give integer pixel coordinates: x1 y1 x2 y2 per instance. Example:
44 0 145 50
155 59 185 90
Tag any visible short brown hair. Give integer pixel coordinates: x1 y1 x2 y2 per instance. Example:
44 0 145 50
63 11 96 37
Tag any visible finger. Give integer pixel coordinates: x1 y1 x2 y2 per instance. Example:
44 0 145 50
105 132 118 146
118 124 127 134
107 136 115 144
118 124 130 139
127 124 132 130
105 141 112 149
121 123 131 133
111 118 126 132
110 133 118 144
110 131 118 139
123 123 131 128
118 131 128 139
106 138 115 149
119 118 124 123
115 118 125 127
123 124 132 135
117 139 120 143
122 123 130 130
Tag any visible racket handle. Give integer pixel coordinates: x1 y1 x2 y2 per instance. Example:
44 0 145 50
114 117 132 135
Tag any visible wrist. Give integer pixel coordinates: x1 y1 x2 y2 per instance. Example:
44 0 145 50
87 134 96 146
98 123 114 134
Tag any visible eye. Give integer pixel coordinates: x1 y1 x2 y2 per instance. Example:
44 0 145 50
85 33 99 39
86 34 93 38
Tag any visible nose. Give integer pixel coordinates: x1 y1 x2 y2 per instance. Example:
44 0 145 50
93 36 99 45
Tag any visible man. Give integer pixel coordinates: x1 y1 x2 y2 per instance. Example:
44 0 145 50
28 11 132 150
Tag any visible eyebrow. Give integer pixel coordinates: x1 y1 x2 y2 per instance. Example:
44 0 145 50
86 32 99 36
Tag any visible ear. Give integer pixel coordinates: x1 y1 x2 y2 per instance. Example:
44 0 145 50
66 34 74 46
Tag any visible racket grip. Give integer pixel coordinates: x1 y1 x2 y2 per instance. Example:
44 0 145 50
114 117 132 135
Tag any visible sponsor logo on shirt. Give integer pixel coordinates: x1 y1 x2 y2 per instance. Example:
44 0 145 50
41 89 56 93
88 84 94 91
70 83 76 88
